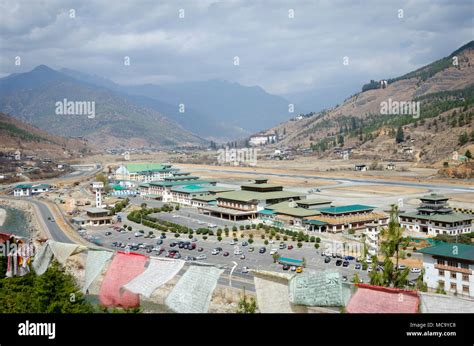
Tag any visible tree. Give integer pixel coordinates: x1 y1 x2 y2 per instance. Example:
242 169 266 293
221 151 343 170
0 261 94 313
395 126 404 144
465 150 472 160
272 253 280 263
236 289 257 313
458 132 468 146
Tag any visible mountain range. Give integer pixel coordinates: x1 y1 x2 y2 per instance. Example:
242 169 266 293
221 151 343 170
265 41 474 165
0 65 295 148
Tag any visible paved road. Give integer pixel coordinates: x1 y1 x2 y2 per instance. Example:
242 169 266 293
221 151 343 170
29 199 74 244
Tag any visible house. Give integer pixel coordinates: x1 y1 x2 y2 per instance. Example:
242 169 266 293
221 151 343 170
13 183 50 197
259 200 321 227
399 194 473 236
386 162 395 170
355 164 368 171
144 179 217 202
304 204 388 233
84 207 112 226
197 179 305 221
249 133 277 146
417 243 474 297
114 163 179 182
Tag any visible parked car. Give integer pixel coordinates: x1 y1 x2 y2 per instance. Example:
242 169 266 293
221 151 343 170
170 242 177 247
160 234 167 239
241 266 249 274
156 239 163 245
270 249 278 255
197 247 204 252
211 248 220 255
240 254 246 260
230 240 237 245
234 249 243 255
296 267 303 273
397 264 407 270
196 254 207 260
248 247 254 252
324 256 331 264
411 267 422 274
336 259 343 266
223 252 229 257
174 253 181 259
208 223 217 228
355 263 362 270
287 245 293 250
290 266 296 271
134 232 143 237
343 261 350 267
336 253 342 259
344 256 355 261
259 247 266 254
241 241 248 247
279 243 286 249
342 275 348 282
105 231 112 236
282 264 290 270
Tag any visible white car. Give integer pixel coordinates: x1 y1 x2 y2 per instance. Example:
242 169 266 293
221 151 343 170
411 267 422 273
366 258 373 264
230 240 237 245
290 266 296 271
269 240 274 244
397 264 407 270
211 249 220 255
196 254 207 260
269 249 278 255
152 246 162 252
134 232 143 237
241 266 249 274
234 249 243 255
172 215 179 218
208 223 217 228
139 244 146 249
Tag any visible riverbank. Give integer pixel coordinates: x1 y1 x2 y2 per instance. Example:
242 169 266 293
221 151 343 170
0 199 43 240
0 207 5 227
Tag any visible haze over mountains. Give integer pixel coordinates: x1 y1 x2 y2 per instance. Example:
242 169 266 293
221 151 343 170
0 65 295 148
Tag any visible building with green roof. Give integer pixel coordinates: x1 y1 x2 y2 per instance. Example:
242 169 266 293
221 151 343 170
196 179 306 221
399 194 473 236
13 183 51 197
114 163 179 182
416 243 474 297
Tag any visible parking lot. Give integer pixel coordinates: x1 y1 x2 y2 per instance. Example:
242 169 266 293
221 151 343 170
78 222 428 290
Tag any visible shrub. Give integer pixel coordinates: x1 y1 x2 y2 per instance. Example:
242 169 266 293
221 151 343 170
239 225 244 231
217 236 222 241
310 236 316 242
248 239 254 244
174 233 180 238
188 234 193 239
127 226 132 231
297 242 303 248
264 240 269 245
233 226 238 232
245 225 251 230
314 243 320 249
316 237 321 243
283 236 288 241
240 234 244 238
203 236 208 240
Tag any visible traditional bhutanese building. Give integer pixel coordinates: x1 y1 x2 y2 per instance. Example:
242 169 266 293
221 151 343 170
399 194 473 236
114 163 179 182
197 179 305 221
303 204 388 233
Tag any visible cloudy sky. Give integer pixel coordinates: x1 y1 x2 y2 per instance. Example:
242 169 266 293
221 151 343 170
0 0 472 106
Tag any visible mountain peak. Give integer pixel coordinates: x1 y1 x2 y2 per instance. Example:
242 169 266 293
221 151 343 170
32 64 55 73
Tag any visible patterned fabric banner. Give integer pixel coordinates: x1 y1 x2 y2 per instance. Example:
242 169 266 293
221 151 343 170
165 264 223 313
83 249 114 293
123 257 185 298
288 271 345 306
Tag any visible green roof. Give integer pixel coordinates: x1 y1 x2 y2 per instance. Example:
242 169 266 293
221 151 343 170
303 219 328 226
15 184 32 189
296 199 332 206
319 204 375 214
191 195 218 202
241 183 282 189
149 180 216 187
139 183 150 188
266 201 321 217
110 185 127 191
216 190 305 203
400 212 473 223
420 194 449 201
125 163 178 174
417 243 474 261
258 209 276 215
